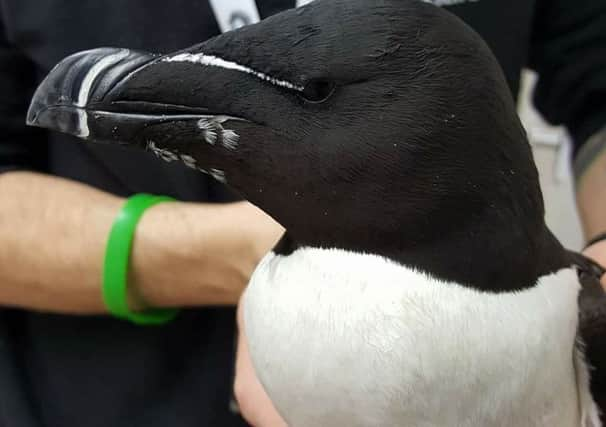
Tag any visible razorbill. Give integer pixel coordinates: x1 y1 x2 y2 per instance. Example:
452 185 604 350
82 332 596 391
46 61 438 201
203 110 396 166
26 0 606 425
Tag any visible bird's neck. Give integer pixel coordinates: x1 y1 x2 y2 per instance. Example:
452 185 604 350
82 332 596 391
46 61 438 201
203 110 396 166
391 222 569 292
278 222 568 293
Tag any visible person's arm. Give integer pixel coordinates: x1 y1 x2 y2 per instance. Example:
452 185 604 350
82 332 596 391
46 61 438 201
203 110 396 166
575 130 606 271
528 0 606 262
0 170 282 313
575 130 606 239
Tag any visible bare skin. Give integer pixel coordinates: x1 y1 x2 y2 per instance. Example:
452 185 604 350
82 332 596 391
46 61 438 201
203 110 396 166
0 171 283 312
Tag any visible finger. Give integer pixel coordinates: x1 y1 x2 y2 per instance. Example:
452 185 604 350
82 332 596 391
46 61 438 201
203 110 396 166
234 297 288 427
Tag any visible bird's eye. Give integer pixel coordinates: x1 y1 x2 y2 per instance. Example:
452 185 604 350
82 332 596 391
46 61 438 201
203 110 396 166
300 79 336 103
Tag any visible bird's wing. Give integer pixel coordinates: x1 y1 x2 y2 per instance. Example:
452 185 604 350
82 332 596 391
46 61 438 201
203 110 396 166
578 272 606 425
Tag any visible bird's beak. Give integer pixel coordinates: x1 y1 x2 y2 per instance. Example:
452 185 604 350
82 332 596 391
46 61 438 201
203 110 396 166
28 48 161 143
27 43 299 206
26 46 254 152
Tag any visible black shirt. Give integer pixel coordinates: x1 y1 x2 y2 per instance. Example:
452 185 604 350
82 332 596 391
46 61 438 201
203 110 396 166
0 1 605 426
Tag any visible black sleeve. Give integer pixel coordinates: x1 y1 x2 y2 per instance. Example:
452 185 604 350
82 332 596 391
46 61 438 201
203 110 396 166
0 5 47 173
528 0 606 157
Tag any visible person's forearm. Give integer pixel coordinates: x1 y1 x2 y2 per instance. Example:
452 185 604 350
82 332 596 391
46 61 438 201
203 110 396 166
576 130 606 240
0 171 281 314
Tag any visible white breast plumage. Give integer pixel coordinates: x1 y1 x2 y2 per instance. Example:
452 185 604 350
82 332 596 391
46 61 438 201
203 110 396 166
243 247 601 427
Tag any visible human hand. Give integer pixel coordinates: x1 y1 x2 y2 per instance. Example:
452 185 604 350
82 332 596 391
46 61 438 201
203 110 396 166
582 239 606 290
234 295 287 427
129 200 283 309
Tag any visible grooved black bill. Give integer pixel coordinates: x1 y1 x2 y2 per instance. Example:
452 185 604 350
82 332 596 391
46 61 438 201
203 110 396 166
26 47 156 138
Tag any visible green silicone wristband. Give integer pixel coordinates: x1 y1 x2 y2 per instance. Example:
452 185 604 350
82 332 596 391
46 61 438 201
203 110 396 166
103 193 179 325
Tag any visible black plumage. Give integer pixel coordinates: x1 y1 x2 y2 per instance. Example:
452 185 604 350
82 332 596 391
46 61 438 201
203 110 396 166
27 0 606 419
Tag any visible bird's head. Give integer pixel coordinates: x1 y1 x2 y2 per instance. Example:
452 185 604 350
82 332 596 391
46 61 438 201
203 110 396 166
27 0 561 290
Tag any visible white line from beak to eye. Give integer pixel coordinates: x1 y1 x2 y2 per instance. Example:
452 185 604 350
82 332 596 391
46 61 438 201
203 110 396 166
162 52 304 91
